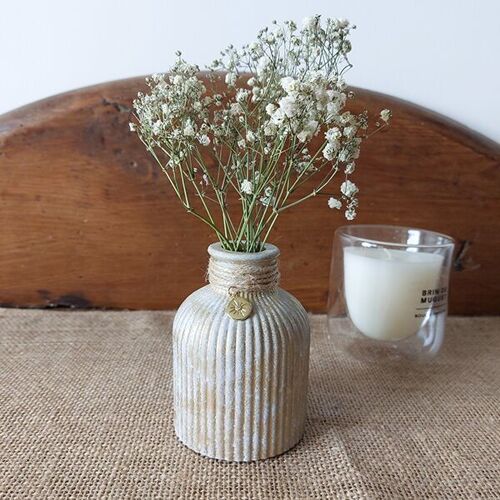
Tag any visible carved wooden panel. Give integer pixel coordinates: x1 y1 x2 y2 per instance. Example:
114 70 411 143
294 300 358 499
0 77 498 313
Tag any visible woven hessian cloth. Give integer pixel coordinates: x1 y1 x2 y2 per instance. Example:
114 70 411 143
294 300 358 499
1 309 498 499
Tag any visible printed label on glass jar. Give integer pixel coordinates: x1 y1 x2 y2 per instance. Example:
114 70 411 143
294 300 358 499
414 287 448 318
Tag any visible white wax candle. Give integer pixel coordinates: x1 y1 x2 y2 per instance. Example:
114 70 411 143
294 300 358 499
344 247 444 341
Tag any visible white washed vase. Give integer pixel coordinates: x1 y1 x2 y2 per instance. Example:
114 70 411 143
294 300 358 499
173 242 310 462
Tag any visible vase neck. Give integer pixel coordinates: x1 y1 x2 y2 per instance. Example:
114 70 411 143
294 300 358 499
207 243 280 294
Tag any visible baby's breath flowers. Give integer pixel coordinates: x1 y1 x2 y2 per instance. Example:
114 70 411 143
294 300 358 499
131 15 390 252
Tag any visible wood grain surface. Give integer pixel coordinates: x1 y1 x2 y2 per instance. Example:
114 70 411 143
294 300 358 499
0 77 499 313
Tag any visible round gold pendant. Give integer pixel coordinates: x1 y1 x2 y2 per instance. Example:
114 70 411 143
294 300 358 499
226 296 253 320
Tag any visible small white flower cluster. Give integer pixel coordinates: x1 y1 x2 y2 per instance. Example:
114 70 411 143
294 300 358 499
327 179 358 219
340 180 359 220
328 197 342 210
240 179 253 195
131 16 390 252
132 59 216 167
259 186 275 207
380 109 392 123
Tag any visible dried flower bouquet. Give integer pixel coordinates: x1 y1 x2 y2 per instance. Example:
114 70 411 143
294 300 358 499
131 15 390 252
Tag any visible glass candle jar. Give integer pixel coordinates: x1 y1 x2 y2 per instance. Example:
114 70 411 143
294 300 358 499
328 225 455 360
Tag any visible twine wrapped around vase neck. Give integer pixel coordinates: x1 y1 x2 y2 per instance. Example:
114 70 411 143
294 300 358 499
207 243 280 294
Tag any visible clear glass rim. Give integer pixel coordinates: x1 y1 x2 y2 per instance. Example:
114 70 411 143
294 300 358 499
335 224 455 249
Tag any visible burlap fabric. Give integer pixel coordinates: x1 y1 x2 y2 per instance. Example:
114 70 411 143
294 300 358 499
0 308 498 499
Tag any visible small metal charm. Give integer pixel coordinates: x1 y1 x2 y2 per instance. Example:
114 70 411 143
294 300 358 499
226 289 253 320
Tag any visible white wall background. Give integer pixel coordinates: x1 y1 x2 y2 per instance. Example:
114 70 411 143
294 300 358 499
1 0 499 141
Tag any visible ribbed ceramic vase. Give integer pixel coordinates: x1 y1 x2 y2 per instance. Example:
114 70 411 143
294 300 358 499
173 242 310 462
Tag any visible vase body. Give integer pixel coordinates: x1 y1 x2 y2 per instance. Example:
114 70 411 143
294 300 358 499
172 242 310 461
